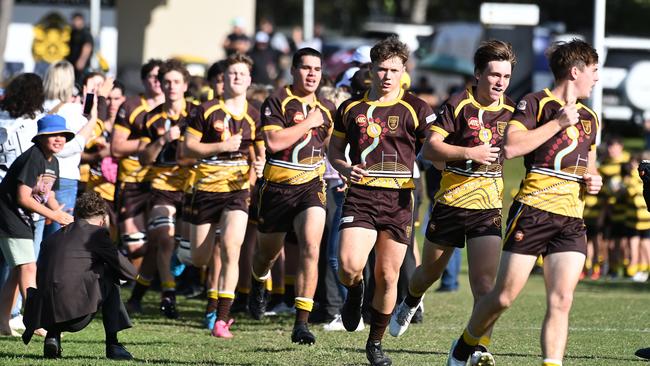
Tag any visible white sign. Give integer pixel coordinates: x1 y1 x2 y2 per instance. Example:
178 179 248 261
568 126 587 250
480 3 540 26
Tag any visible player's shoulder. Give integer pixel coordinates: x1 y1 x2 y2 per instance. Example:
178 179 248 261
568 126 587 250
266 87 290 105
337 93 365 114
122 95 144 110
317 96 336 112
401 91 431 110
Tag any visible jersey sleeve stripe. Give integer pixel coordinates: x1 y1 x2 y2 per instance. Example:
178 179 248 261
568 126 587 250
508 120 528 131
113 124 131 133
262 125 283 132
186 126 203 138
429 125 449 138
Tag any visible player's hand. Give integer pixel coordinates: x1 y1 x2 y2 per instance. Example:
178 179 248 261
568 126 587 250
222 133 242 152
97 76 115 98
346 163 369 184
557 100 579 128
52 205 74 226
165 125 181 142
306 108 324 129
583 173 603 194
465 144 500 165
253 155 265 178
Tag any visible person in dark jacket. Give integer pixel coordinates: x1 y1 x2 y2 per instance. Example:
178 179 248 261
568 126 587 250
22 191 136 360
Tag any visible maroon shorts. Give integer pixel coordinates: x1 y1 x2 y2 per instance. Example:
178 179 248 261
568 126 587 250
339 185 414 245
185 189 250 225
150 189 184 213
115 181 150 222
425 203 502 248
257 178 326 234
503 201 587 256
248 180 262 224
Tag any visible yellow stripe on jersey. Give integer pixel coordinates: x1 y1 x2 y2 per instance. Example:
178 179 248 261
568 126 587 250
263 163 325 185
194 163 250 192
87 172 115 201
332 130 346 138
508 120 528 131
398 99 419 128
118 158 149 183
129 104 148 124
262 125 283 132
514 172 584 218
429 125 449 138
186 126 202 138
113 124 131 133
149 166 192 192
435 172 503 209
355 176 415 189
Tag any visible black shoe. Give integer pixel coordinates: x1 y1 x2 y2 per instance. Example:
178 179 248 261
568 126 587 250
411 306 423 324
636 347 650 360
248 278 267 320
106 343 134 360
231 294 248 314
126 298 143 315
160 297 179 319
291 323 316 345
366 340 392 366
341 281 364 332
43 337 61 359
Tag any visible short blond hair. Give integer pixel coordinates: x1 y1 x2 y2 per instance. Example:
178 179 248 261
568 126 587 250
43 60 75 102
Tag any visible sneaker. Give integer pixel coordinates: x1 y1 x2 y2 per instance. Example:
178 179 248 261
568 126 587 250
635 347 650 360
248 278 267 320
160 297 179 319
447 339 468 366
632 271 649 283
469 349 495 366
389 300 420 337
126 298 143 315
230 295 248 314
341 281 364 332
211 319 234 338
170 250 186 277
411 306 424 324
264 302 295 316
323 314 364 331
291 323 316 345
9 315 25 331
204 311 217 330
365 339 392 366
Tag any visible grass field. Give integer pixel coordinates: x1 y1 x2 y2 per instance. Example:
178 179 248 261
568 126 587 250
1 149 648 365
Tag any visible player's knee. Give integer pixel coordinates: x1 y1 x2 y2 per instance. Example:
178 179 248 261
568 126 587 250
19 261 36 275
376 268 400 288
472 277 495 298
548 291 574 313
338 266 361 285
496 292 515 310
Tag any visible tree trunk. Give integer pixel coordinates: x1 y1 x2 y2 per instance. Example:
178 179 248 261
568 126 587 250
0 0 15 80
410 0 428 24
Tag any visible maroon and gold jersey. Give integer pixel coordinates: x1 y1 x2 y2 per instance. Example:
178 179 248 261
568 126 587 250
508 88 599 218
140 101 196 192
186 98 263 192
334 89 434 189
430 88 514 209
114 95 157 183
261 87 336 185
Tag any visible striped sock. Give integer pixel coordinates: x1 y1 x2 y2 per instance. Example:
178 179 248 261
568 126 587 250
206 289 218 314
217 291 235 321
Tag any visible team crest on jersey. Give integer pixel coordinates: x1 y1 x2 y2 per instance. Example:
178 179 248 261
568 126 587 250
468 117 480 130
517 100 527 111
356 114 368 127
580 119 592 135
514 230 524 241
213 120 224 132
117 107 126 120
293 112 305 123
388 116 399 130
496 121 507 136
264 106 271 117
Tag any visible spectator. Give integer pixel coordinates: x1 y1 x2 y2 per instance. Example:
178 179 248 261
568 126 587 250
223 17 251 57
66 13 93 83
249 32 280 86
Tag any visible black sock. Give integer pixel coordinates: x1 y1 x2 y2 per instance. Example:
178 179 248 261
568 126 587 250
130 282 149 302
105 331 118 345
452 335 475 362
346 279 364 299
368 307 391 343
404 292 422 308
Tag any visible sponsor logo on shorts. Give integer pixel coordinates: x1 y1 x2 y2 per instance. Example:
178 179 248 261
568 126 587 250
293 112 305 123
428 222 436 232
514 230 524 241
517 100 527 111
340 216 354 224
388 115 399 131
496 121 507 136
468 117 480 130
405 225 412 239
580 119 592 135
356 114 368 127
493 216 502 228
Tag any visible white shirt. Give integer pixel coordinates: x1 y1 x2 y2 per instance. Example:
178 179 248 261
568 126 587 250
0 110 40 180
43 99 88 180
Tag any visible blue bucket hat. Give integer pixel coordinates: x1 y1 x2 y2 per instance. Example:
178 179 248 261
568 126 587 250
32 114 75 143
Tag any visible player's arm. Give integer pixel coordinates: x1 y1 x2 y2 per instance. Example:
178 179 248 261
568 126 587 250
583 148 602 194
139 125 179 165
422 130 499 165
111 127 140 158
328 134 368 184
504 101 579 159
264 108 324 153
182 131 242 159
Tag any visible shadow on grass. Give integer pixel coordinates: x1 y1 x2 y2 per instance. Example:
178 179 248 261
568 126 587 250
335 346 444 356
0 351 255 365
252 346 296 353
578 280 650 292
496 351 645 363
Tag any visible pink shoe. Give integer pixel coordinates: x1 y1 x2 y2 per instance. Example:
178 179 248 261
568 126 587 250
211 319 234 338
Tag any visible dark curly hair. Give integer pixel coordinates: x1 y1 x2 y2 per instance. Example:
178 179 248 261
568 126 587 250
74 191 108 219
0 73 44 119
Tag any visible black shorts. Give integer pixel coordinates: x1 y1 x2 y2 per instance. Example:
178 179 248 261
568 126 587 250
115 181 151 222
503 202 587 256
628 228 650 239
257 178 326 234
425 203 502 248
584 220 599 240
248 180 262 224
607 222 628 239
339 185 414 245
150 189 184 213
186 189 250 225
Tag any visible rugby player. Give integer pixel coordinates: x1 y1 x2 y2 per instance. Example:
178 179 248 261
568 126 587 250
328 36 434 366
446 39 602 366
389 40 517 366
249 47 336 345
137 59 196 319
182 53 264 337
